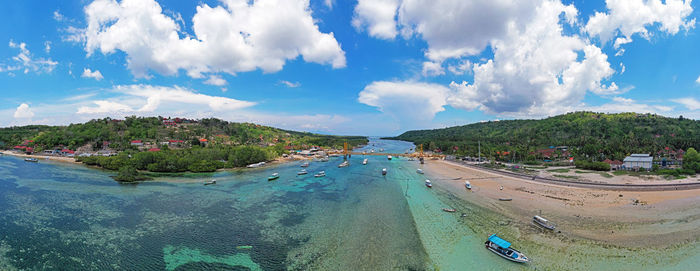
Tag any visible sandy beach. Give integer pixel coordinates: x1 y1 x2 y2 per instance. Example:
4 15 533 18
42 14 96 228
424 160 700 247
1 150 81 164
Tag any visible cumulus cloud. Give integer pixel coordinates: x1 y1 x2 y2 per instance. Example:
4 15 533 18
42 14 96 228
79 0 345 79
77 85 256 115
279 80 301 88
1 41 58 74
13 103 34 118
352 0 399 39
448 1 617 116
358 81 450 127
204 75 227 86
587 97 673 114
696 75 700 84
81 68 103 80
585 0 695 44
672 97 700 110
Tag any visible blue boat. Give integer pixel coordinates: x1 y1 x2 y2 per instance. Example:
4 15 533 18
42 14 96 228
485 234 529 263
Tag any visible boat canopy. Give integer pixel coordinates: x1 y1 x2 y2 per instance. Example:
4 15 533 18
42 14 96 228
488 234 511 249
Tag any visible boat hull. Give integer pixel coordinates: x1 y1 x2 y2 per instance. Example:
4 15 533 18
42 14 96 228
485 242 529 263
533 219 556 230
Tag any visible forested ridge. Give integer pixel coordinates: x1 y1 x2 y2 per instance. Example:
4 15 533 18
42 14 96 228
388 112 700 162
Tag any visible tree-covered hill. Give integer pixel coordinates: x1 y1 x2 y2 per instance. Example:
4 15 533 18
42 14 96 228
387 112 700 162
0 116 366 152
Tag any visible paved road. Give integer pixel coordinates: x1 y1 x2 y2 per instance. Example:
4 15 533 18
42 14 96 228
449 160 700 191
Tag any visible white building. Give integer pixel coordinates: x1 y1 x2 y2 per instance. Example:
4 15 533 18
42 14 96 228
623 154 653 170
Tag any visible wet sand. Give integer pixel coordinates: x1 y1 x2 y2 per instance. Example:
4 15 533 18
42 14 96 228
423 160 700 247
1 150 81 164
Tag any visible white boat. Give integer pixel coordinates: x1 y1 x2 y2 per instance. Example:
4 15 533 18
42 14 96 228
362 158 368 165
247 161 266 168
338 161 349 168
485 234 530 263
319 157 329 162
301 162 310 167
425 180 432 188
203 179 217 185
24 158 39 162
387 155 392 160
297 169 308 175
533 215 556 230
416 169 424 174
268 173 279 181
465 181 472 190
382 168 387 175
314 171 326 177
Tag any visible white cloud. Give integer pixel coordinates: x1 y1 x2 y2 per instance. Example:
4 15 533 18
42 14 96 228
358 81 450 127
44 41 51 53
279 80 301 88
448 1 617 116
672 97 700 110
696 75 700 84
204 75 227 86
585 0 695 44
587 97 674 114
352 0 399 39
81 68 103 80
77 85 256 115
13 103 34 118
80 0 345 79
1 41 58 74
447 59 471 75
53 10 65 21
421 61 444 77
324 0 334 9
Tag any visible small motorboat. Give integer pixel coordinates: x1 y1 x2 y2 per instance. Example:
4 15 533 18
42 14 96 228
382 168 387 176
533 215 556 230
387 155 392 160
498 198 512 201
301 162 310 167
416 169 424 174
319 157 329 162
442 208 456 213
485 234 530 263
425 180 432 188
465 181 472 190
338 161 349 168
314 171 326 177
297 169 308 175
24 158 39 162
203 179 217 185
362 158 368 165
268 173 279 181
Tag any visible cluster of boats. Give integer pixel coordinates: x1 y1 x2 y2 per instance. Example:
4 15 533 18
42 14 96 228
24 158 39 162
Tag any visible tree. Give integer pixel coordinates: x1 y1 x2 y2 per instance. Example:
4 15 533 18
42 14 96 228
683 147 700 173
114 165 143 182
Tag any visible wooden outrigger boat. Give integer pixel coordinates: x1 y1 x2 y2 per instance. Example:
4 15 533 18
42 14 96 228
24 158 39 162
442 208 456 213
301 162 310 167
416 169 424 174
314 171 326 177
485 234 530 263
533 215 556 230
203 179 217 185
297 169 308 175
465 181 472 190
425 180 432 188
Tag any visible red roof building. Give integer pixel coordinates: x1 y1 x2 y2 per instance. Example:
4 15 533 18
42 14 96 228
148 148 161 152
199 139 208 142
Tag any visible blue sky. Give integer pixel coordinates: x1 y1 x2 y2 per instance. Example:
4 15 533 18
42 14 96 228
1 0 699 136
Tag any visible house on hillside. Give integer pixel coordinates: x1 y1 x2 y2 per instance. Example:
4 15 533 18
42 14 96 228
623 154 653 171
131 140 143 146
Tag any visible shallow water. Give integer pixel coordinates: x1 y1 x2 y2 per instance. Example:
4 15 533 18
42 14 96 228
1 139 699 270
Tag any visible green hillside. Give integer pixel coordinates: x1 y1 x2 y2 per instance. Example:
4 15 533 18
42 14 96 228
388 112 700 162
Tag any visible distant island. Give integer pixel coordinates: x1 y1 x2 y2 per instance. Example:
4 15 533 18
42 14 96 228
388 112 700 175
0 117 367 181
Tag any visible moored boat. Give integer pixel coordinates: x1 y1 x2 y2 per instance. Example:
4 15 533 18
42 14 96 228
338 161 349 168
533 215 556 230
268 173 279 181
498 198 512 201
425 180 432 188
465 181 472 190
24 158 38 162
485 234 529 263
314 171 326 177
297 169 308 175
301 162 310 167
387 155 392 160
204 179 217 185
362 158 368 165
247 161 266 168
416 169 424 174
442 208 456 212
382 168 387 175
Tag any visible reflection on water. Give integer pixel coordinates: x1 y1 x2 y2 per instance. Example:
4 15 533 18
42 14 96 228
1 138 699 270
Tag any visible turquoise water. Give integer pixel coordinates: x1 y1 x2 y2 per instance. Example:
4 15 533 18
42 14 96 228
1 139 699 270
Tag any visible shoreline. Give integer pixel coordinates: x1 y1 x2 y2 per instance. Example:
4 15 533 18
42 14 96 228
422 159 700 247
1 150 81 164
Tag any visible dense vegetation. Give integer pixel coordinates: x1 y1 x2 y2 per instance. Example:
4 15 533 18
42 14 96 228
1 116 367 178
388 112 700 163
